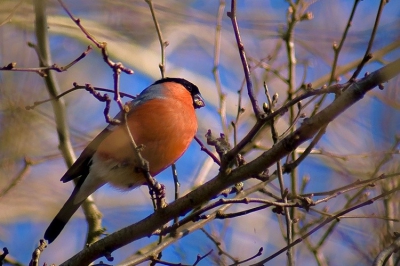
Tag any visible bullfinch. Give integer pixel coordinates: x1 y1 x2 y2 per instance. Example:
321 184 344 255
44 77 205 243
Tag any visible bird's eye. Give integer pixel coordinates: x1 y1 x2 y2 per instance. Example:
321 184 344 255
193 94 205 109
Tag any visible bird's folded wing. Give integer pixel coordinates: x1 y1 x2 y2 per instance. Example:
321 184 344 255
60 127 113 183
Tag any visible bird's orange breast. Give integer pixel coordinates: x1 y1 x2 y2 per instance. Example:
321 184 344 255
95 92 198 187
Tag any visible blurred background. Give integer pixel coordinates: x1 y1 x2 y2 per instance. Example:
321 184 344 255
0 0 399 265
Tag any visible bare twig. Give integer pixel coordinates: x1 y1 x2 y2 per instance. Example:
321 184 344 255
302 173 389 198
330 0 361 84
193 250 213 266
282 3 303 263
311 39 400 91
201 228 238 264
194 135 221 166
351 0 387 80
58 0 133 74
0 45 92 77
227 0 261 118
85 84 121 125
28 240 47 266
150 250 213 266
145 0 167 78
58 0 100 46
265 81 294 261
278 101 305 140
233 79 246 145
206 130 231 167
171 163 180 227
216 204 270 219
283 125 327 173
0 157 32 198
122 111 165 211
229 247 263 266
0 0 24 27
213 0 228 135
251 56 289 85
0 247 9 265
111 63 124 110
25 83 135 110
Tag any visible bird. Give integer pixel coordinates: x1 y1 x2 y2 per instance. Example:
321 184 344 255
44 77 205 243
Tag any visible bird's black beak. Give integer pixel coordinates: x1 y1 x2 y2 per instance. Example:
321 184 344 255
193 94 205 109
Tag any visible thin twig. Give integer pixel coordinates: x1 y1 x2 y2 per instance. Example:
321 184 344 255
122 111 164 210
58 0 133 74
351 0 387 80
194 250 214 266
112 63 124 110
216 204 270 219
150 250 213 266
0 247 9 265
229 247 263 266
278 101 304 140
25 83 135 110
233 79 246 145
302 173 389 198
171 163 180 228
330 0 361 84
201 228 238 264
265 81 294 260
283 125 327 173
256 59 289 85
58 0 102 48
0 157 32 198
0 0 24 27
311 39 400 91
227 0 261 118
145 0 167 78
28 240 47 266
0 45 92 77
283 3 302 263
84 84 121 125
194 136 221 166
213 0 228 135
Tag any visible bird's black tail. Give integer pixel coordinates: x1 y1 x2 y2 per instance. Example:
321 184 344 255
44 189 84 244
